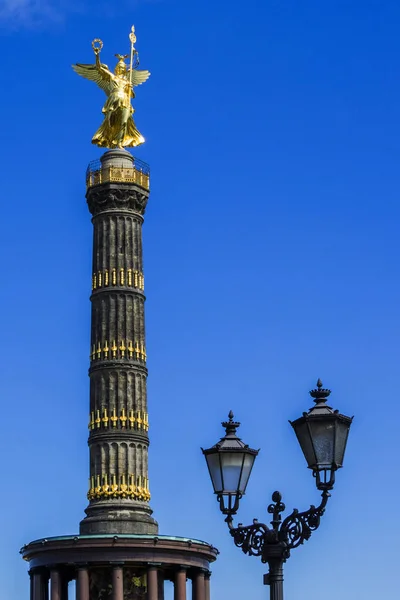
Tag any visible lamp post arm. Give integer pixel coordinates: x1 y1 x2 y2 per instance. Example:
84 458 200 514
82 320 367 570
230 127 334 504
223 489 331 600
279 490 330 550
224 489 331 560
228 518 277 560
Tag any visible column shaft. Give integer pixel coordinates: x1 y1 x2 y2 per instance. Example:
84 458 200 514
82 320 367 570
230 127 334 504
204 574 210 600
50 571 61 600
76 568 90 600
192 572 205 600
174 570 186 600
147 566 158 600
112 566 124 600
32 572 43 600
81 155 158 536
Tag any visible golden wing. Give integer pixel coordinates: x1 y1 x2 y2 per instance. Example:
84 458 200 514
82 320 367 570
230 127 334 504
72 62 114 95
128 68 151 87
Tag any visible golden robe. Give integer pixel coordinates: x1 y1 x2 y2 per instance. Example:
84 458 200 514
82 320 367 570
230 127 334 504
92 80 144 149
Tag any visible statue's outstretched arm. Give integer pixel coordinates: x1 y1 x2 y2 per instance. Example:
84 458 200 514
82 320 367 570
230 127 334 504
94 50 114 80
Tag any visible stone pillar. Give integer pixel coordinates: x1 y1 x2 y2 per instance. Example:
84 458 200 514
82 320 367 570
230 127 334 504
80 148 158 536
32 571 43 600
147 566 159 600
112 566 124 600
76 568 90 600
50 571 61 600
158 571 164 600
204 572 210 600
192 571 205 600
174 569 186 600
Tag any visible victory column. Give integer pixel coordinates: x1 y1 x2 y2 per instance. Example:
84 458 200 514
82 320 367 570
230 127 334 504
21 27 217 600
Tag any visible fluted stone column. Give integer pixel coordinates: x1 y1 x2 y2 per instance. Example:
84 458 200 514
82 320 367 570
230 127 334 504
174 569 186 600
112 566 124 600
80 149 157 535
50 571 61 600
147 566 159 600
76 568 89 600
192 571 205 600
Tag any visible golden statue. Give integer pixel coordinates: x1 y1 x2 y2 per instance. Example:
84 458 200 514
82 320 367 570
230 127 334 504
72 27 150 149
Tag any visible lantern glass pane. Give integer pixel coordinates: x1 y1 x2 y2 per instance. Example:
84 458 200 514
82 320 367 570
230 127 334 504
309 420 335 468
220 452 245 493
334 420 351 467
293 420 316 468
238 453 256 493
205 452 223 493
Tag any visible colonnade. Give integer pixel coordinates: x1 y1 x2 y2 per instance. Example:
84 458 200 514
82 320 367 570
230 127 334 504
29 565 211 600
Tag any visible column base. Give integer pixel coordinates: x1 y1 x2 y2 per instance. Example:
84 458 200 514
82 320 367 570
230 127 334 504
80 500 158 535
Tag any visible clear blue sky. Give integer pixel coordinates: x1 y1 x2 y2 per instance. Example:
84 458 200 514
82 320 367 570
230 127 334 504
0 1 399 599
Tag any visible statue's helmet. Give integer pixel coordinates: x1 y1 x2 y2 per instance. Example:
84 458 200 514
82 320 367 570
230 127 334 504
114 54 128 76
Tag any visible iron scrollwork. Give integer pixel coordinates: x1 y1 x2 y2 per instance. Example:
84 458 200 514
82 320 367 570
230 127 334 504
227 489 330 565
279 490 329 550
230 520 276 561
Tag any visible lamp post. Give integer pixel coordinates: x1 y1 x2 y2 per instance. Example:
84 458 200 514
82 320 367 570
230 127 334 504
202 380 353 600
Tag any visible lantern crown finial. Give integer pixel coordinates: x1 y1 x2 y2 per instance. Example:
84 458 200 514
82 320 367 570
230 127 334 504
309 379 331 403
222 411 240 436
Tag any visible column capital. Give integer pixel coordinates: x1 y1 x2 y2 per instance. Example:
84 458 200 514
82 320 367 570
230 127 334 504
87 186 149 217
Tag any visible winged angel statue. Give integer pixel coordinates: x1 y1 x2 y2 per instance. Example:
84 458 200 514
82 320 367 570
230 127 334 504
72 29 150 149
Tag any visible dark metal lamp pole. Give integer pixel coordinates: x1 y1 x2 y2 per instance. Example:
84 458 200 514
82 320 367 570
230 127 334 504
202 380 353 600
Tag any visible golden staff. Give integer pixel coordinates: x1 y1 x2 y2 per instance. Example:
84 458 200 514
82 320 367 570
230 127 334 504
129 25 137 89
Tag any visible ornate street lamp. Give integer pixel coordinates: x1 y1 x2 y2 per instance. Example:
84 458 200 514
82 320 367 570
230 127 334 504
202 410 259 516
202 380 353 600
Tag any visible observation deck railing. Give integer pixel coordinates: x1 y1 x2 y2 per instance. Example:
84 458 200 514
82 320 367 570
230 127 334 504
86 157 150 191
